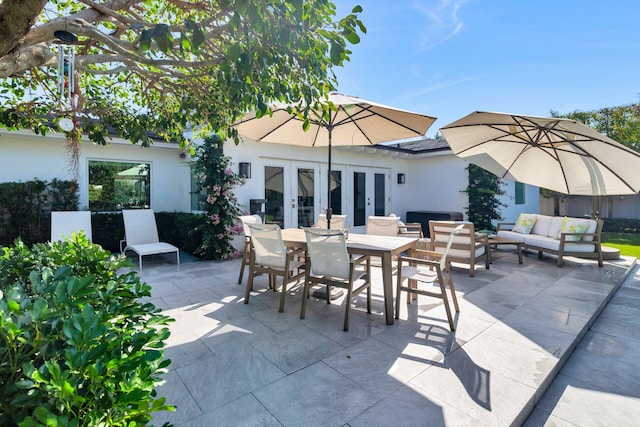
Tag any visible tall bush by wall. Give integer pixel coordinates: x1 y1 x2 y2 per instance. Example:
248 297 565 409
0 179 78 246
463 164 507 231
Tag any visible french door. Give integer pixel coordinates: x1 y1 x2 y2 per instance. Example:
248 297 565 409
263 161 321 228
351 167 389 229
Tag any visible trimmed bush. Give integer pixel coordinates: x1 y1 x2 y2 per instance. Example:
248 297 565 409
602 218 640 233
0 235 174 425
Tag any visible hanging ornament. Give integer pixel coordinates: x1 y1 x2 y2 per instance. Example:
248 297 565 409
57 45 75 110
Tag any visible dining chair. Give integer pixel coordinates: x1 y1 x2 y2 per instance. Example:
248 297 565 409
301 227 371 331
237 214 263 285
366 215 400 236
244 223 306 313
395 224 464 331
317 213 347 230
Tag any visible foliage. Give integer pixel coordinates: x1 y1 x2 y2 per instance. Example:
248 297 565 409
463 164 507 231
0 179 78 246
602 218 640 233
190 134 245 259
601 232 640 258
552 103 640 153
0 1 366 150
0 235 174 426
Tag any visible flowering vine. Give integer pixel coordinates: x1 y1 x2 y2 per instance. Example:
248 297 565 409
191 134 245 259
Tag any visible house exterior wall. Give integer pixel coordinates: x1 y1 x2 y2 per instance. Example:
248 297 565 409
0 130 191 212
499 180 540 223
224 139 467 229
401 153 469 221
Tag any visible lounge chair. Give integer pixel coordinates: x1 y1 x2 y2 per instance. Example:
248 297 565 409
51 211 92 242
121 209 180 270
428 220 489 277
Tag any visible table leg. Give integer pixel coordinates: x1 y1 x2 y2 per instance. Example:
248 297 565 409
382 252 394 325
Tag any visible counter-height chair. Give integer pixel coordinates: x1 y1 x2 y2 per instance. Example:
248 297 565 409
396 224 464 331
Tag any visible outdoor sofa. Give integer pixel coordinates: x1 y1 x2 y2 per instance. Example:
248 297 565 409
497 214 603 267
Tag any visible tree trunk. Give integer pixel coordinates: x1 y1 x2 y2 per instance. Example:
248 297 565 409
0 0 47 57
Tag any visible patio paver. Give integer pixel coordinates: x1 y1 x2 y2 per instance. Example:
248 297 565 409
130 249 638 426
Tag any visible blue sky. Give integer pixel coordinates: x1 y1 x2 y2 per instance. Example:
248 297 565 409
334 1 640 137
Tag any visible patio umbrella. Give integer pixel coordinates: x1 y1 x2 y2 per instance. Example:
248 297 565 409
234 92 436 227
440 111 640 197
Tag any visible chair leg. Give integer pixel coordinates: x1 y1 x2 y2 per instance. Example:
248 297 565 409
138 254 143 270
395 270 403 319
300 271 310 319
279 275 287 313
344 284 353 332
440 280 456 331
237 244 249 284
244 258 256 304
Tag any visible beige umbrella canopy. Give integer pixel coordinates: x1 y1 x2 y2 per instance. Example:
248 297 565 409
440 111 640 196
234 92 436 227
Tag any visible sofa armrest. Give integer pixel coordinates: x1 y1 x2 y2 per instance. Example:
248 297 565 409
497 222 515 232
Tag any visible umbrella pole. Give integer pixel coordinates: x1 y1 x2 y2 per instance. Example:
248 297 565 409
326 128 333 229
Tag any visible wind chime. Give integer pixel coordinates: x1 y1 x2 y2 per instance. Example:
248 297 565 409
56 45 75 131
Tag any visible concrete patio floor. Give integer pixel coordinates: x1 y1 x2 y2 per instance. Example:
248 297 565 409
131 248 639 426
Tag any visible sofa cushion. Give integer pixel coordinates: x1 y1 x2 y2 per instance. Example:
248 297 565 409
512 213 537 234
547 217 563 238
496 230 526 242
524 234 560 251
581 219 598 242
555 217 591 241
531 215 553 236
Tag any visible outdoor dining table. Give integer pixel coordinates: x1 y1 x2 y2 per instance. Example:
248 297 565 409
280 228 419 325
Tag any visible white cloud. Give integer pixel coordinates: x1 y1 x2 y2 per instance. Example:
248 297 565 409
411 0 468 50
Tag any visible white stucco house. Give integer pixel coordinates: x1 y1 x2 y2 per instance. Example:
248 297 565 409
0 128 541 234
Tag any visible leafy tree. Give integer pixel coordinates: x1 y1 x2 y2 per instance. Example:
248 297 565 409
463 164 507 231
0 1 365 151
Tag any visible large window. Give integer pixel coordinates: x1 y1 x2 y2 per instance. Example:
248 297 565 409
88 160 151 212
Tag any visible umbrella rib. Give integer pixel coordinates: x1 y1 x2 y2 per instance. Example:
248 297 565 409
335 105 431 138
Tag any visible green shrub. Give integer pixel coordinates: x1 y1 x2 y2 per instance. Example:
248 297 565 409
0 179 79 247
0 234 174 426
602 218 640 233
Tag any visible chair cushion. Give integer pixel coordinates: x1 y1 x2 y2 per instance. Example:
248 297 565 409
512 213 537 234
555 217 591 241
547 217 564 238
126 242 179 256
531 215 553 236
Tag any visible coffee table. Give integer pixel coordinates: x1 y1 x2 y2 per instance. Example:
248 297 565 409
487 236 523 264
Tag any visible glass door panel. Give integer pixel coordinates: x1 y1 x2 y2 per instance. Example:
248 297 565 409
330 170 344 216
297 167 315 227
374 173 386 216
353 171 366 226
265 166 285 227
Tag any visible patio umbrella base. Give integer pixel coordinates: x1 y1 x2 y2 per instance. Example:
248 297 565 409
312 288 344 300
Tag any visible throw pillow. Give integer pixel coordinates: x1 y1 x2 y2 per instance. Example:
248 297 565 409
512 213 537 234
555 217 590 241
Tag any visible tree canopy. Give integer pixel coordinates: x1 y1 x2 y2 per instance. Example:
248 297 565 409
0 0 365 148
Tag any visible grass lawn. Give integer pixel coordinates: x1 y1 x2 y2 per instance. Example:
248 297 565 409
602 232 640 258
